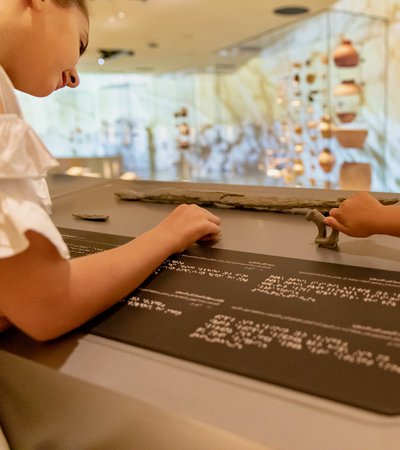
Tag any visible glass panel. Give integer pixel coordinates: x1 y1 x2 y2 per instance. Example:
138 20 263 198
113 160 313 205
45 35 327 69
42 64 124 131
17 7 390 191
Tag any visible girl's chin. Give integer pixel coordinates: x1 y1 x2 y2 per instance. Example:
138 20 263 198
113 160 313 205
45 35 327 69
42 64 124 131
14 78 56 97
15 85 54 98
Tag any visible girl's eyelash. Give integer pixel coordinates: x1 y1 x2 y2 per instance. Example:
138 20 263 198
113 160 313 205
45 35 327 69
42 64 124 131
80 41 86 56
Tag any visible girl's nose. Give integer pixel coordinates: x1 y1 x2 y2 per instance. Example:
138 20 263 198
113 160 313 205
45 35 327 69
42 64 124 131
67 70 80 88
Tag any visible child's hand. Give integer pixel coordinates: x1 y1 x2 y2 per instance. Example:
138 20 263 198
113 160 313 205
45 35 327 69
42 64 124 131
153 204 222 253
324 192 384 237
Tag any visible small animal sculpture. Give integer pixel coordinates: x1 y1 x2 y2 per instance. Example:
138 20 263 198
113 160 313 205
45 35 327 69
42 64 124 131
305 209 339 249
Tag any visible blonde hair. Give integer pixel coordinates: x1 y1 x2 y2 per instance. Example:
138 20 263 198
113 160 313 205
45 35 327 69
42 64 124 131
52 0 89 18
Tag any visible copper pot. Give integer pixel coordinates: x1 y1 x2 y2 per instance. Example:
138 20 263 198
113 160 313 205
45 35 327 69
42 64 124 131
333 80 361 96
318 148 335 173
339 162 371 190
336 112 357 123
333 39 359 67
333 128 368 149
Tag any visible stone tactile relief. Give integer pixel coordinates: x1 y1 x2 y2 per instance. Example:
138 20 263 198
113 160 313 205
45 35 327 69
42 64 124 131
115 187 399 213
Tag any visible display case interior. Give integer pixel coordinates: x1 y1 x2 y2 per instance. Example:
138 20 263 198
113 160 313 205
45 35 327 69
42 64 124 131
212 8 389 191
17 8 390 191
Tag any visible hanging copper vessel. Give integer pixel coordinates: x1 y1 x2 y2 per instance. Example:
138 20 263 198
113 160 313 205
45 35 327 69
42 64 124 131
336 112 357 123
333 81 361 124
333 128 368 149
333 39 359 67
333 80 361 97
318 148 335 173
339 162 371 190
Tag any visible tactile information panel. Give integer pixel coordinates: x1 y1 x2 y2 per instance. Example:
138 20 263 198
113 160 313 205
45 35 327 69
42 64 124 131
60 227 400 415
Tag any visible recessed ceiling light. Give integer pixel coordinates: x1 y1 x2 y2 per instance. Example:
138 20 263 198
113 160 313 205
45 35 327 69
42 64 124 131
273 6 309 15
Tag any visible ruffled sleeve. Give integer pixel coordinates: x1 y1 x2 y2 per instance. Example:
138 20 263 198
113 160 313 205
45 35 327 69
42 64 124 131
0 179 69 259
0 113 69 259
0 114 59 179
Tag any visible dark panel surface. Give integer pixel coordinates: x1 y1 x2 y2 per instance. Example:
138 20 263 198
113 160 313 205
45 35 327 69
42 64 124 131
60 227 400 415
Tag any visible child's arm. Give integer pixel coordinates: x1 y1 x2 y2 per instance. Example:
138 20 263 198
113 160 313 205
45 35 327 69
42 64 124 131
0 204 221 341
324 192 400 238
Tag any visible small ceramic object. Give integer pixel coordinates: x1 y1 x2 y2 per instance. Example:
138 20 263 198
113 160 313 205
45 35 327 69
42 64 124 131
319 115 333 138
333 128 368 148
283 169 296 184
320 53 329 65
293 159 305 176
178 123 190 136
318 148 335 173
333 39 359 67
306 73 316 84
305 209 339 249
178 140 190 150
174 107 188 118
294 125 303 135
294 143 303 154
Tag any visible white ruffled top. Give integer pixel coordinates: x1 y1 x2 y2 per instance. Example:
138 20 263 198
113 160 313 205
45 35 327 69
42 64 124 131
0 65 69 331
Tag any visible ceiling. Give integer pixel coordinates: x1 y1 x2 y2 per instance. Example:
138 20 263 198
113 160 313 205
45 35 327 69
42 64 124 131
80 0 336 74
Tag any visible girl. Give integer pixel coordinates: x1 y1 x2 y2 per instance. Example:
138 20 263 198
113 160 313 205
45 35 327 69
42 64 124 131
0 0 222 341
